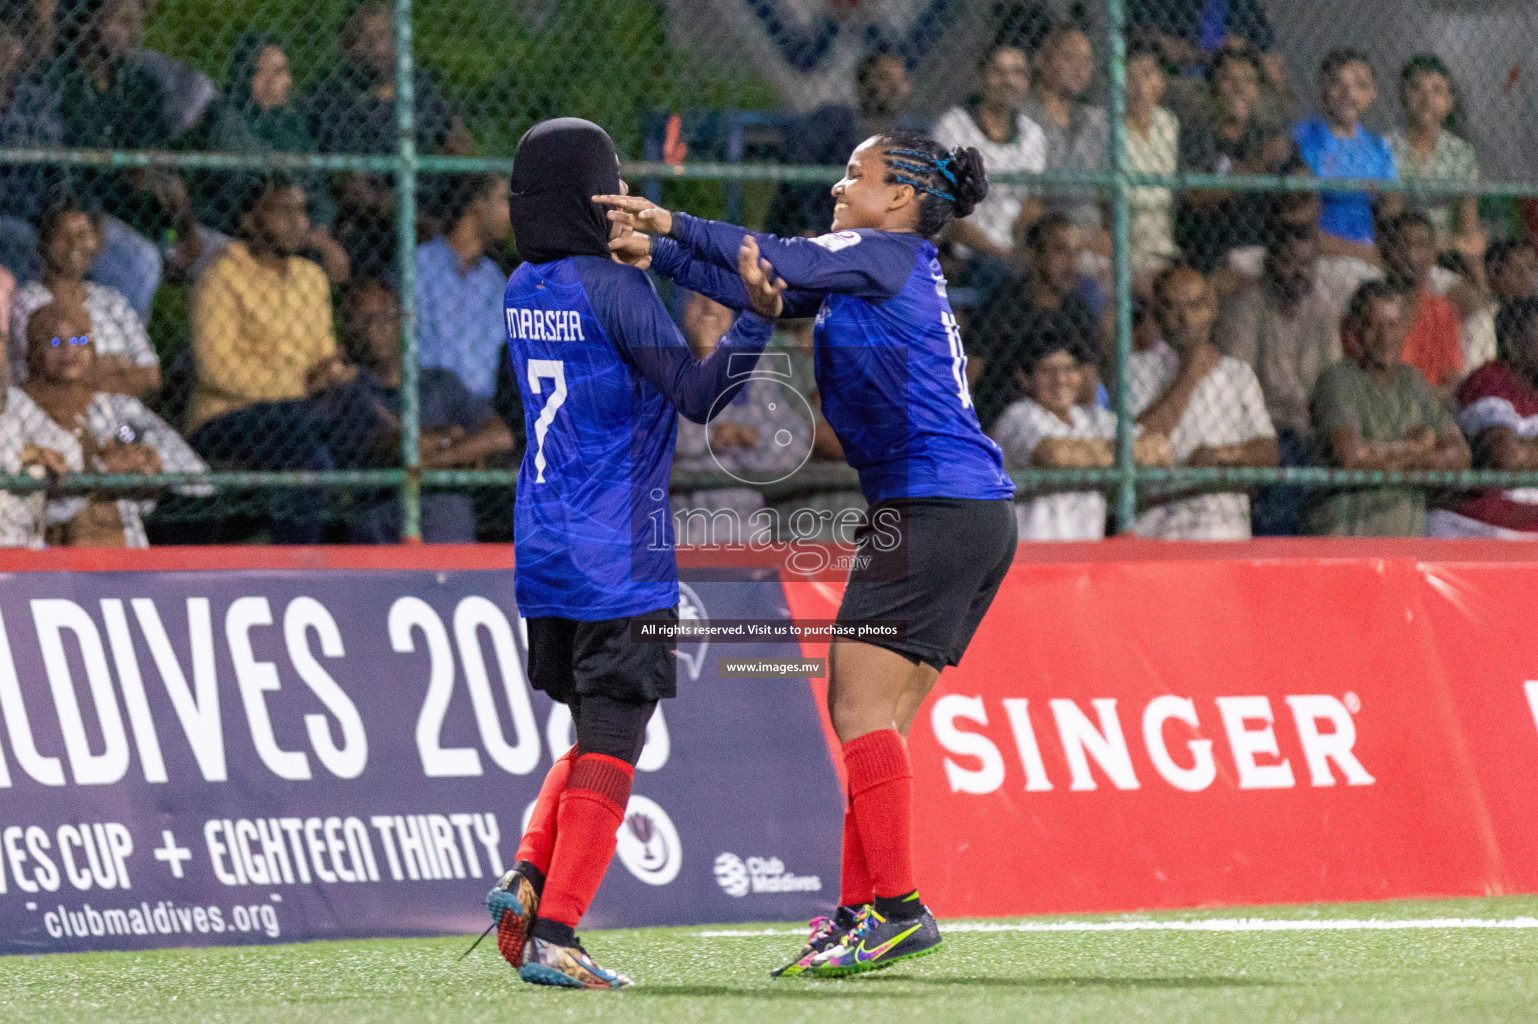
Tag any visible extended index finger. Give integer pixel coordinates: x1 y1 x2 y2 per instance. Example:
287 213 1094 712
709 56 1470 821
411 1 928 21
592 194 652 210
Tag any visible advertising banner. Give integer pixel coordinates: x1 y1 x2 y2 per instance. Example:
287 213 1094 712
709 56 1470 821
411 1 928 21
0 554 840 953
9 540 1538 951
784 540 1538 918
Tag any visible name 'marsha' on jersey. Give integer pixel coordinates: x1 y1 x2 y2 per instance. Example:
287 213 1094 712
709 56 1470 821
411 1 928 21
505 306 586 342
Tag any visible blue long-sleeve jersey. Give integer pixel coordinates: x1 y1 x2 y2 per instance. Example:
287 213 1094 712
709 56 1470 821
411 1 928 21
504 254 771 620
651 214 1014 505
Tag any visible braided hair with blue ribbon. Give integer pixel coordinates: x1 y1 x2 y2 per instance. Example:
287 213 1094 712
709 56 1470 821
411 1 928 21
873 132 989 239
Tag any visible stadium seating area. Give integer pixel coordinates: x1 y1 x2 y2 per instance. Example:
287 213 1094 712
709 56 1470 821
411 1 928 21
0 0 1533 546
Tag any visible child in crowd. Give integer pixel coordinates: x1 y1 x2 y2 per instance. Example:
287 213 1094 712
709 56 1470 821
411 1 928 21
1291 50 1398 269
1386 54 1480 257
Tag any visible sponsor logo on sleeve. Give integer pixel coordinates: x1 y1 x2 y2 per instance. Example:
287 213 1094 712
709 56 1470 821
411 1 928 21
809 230 862 252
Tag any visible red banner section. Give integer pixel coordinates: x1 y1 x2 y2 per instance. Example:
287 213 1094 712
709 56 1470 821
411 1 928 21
784 539 1538 918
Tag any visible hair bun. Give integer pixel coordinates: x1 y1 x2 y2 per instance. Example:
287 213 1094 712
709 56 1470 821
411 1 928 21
946 146 989 219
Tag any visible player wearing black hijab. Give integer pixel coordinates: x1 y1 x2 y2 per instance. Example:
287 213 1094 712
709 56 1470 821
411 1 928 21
483 118 784 989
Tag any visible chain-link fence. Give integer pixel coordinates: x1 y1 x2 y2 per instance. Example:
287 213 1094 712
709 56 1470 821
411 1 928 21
3 0 1538 546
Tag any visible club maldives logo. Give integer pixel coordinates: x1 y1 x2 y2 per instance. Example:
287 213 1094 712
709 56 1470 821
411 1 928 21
713 853 821 897
614 795 682 886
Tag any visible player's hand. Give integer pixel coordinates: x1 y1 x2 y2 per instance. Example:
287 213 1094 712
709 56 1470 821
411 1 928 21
1134 432 1175 468
21 444 69 480
1405 425 1437 454
609 229 652 269
592 194 672 237
739 236 786 319
304 355 358 395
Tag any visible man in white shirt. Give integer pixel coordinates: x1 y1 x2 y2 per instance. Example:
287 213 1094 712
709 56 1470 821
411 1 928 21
933 44 1047 260
0 384 81 547
1132 266 1278 539
991 334 1171 540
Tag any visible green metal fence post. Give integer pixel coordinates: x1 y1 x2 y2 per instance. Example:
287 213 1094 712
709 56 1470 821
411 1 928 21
1105 0 1136 532
395 0 422 541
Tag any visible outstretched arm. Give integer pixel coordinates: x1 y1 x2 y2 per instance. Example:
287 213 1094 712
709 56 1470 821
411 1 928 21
594 195 913 302
590 238 785 423
645 236 824 318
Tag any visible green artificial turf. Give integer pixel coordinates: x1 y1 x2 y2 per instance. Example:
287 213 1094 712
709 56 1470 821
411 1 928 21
6 896 1538 1023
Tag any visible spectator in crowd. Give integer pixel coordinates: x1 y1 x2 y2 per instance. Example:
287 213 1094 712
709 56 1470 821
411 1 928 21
991 331 1171 540
306 0 468 279
1432 235 1532 377
1023 24 1108 257
1386 54 1480 257
992 0 1054 56
1123 41 1180 283
53 0 166 153
204 34 311 168
196 33 341 268
415 174 509 400
0 17 64 283
1217 222 1340 534
327 279 512 543
1131 265 1277 539
1379 211 1464 393
1176 43 1291 274
766 51 922 237
9 197 158 397
49 0 165 320
22 300 207 547
187 173 349 544
670 292 812 545
1432 297 1538 538
130 0 216 141
305 0 465 156
1308 280 1469 536
1226 186 1319 281
933 44 1045 267
1291 50 1398 271
1483 239 1538 328
0 332 80 548
1126 0 1281 87
969 214 1102 430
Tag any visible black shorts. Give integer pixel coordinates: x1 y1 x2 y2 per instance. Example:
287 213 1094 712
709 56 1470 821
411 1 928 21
526 604 678 705
836 498 1016 670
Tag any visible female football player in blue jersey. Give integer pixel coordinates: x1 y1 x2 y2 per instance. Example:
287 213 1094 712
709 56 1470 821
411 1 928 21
597 134 1015 977
485 117 784 990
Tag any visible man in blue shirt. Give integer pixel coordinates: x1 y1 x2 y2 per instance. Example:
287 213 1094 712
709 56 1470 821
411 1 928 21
415 174 511 398
1292 49 1398 259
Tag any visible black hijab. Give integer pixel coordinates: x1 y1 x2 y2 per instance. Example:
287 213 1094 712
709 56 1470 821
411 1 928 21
509 117 620 264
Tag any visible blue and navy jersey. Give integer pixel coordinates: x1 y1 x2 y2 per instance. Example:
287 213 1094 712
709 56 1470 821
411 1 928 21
504 255 771 621
651 215 1014 505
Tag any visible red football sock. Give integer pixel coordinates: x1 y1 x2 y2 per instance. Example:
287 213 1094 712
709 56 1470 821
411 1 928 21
515 746 579 875
538 753 634 929
839 795 874 907
843 729 915 900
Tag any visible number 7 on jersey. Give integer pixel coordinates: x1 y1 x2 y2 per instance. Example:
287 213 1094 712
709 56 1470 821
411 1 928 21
527 359 567 483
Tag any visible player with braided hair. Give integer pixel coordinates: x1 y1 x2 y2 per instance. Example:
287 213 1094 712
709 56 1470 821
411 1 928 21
597 134 1015 978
